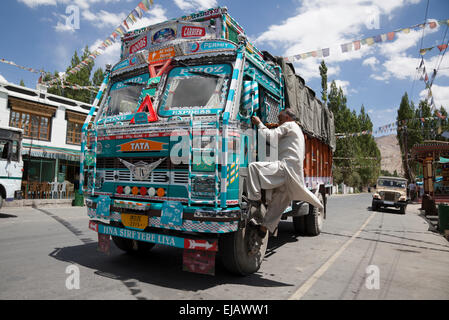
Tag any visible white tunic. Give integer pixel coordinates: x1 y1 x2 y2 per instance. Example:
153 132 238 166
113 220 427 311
248 121 323 232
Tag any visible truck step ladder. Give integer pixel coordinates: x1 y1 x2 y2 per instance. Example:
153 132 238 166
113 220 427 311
188 113 221 208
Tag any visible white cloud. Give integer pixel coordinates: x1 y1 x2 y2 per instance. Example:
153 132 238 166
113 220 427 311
82 9 127 28
362 56 380 70
420 84 449 111
54 20 76 32
90 39 121 70
328 79 357 95
253 0 422 81
174 0 217 11
128 5 168 31
18 0 58 7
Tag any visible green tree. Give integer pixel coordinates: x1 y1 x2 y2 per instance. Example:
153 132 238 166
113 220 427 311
92 68 105 87
396 92 421 181
319 60 328 104
327 78 381 188
19 79 25 87
45 46 100 104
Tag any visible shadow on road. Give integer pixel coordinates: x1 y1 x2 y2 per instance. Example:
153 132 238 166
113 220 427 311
0 213 17 218
368 206 404 215
265 220 300 258
48 224 296 297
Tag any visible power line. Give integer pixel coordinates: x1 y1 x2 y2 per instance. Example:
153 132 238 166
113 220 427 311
410 0 430 101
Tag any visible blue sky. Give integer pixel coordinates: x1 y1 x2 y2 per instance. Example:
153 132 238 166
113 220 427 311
1 0 449 135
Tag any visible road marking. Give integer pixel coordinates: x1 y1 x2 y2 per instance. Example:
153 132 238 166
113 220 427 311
288 212 376 300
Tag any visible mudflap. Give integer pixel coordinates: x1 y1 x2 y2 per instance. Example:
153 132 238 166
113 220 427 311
98 233 111 255
183 249 216 276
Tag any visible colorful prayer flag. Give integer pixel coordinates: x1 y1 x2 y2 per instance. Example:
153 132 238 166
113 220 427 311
387 32 395 40
437 44 448 52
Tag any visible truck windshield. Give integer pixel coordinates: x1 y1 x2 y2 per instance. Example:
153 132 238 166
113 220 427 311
102 73 149 118
378 179 406 188
159 63 232 117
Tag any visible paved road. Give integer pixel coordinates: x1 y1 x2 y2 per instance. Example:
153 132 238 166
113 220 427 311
1 193 448 300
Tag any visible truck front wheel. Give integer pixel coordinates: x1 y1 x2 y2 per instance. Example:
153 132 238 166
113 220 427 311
219 222 269 276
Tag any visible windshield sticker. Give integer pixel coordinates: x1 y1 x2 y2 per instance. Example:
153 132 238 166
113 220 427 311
110 73 149 91
172 64 231 77
112 55 140 73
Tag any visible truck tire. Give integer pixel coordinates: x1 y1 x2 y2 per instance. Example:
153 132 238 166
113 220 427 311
305 193 324 236
293 216 306 235
219 222 269 276
0 194 3 209
112 236 155 254
292 202 308 235
400 205 406 215
371 201 378 211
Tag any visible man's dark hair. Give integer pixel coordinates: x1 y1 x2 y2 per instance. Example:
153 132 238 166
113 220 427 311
283 108 298 121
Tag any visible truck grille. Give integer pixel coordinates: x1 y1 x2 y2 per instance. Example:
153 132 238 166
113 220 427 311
384 192 397 201
96 157 192 184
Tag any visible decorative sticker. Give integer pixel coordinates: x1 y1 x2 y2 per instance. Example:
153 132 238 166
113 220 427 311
148 46 176 63
184 40 236 55
161 201 184 226
129 35 148 55
152 26 176 44
96 195 111 217
181 26 206 38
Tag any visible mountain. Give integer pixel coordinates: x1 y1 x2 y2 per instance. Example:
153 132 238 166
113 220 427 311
375 134 404 177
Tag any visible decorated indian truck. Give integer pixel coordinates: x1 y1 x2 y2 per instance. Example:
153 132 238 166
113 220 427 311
82 7 335 275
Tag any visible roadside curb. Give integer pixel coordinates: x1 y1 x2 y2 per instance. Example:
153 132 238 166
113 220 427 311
3 199 77 208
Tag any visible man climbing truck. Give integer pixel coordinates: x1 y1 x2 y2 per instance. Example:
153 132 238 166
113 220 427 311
82 7 335 276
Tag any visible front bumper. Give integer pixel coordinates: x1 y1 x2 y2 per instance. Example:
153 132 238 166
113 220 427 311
372 198 407 208
86 197 241 234
88 220 219 252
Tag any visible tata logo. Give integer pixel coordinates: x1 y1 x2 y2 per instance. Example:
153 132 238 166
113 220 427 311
118 139 167 152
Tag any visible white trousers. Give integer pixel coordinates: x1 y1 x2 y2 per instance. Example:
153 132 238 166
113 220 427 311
248 162 292 233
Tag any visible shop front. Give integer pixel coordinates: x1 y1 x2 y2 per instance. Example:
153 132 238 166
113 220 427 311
21 144 80 199
411 141 449 215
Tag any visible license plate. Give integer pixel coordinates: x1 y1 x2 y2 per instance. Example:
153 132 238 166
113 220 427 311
384 201 394 205
121 214 148 230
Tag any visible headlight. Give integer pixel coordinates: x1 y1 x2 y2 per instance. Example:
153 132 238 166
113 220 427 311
373 193 381 199
399 196 406 201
